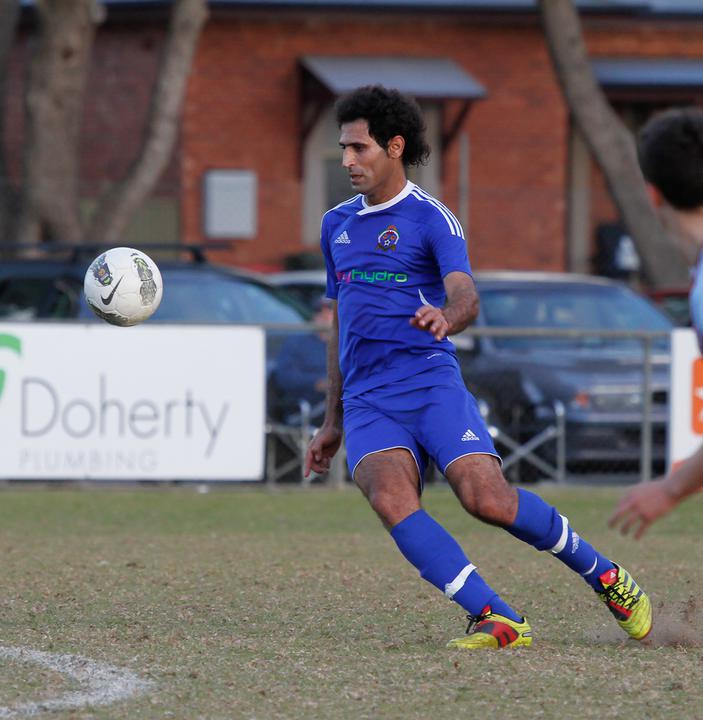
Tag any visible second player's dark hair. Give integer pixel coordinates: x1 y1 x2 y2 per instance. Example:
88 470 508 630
335 85 431 167
637 107 703 210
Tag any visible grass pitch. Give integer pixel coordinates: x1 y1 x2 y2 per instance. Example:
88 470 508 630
0 484 701 720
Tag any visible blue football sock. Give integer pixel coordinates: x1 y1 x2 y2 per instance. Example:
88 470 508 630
507 488 614 592
390 509 521 621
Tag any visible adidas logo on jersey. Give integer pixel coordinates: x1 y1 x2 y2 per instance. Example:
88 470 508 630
334 230 351 244
461 428 479 442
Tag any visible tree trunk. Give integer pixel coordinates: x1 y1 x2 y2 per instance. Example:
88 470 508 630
15 0 103 246
87 0 208 245
0 0 20 251
538 0 690 289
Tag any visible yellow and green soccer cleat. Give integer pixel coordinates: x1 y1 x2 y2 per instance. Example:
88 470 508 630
447 607 533 650
599 565 653 641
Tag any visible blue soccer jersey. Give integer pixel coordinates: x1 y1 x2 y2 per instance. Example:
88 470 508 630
321 181 472 399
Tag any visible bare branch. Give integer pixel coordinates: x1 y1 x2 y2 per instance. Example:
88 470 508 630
538 0 689 289
87 0 208 245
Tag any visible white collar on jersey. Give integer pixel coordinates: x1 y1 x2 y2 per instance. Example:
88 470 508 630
358 180 415 215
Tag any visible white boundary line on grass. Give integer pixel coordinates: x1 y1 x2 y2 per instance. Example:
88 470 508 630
0 646 155 717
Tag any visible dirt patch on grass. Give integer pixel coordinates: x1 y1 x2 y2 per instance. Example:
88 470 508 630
589 596 701 647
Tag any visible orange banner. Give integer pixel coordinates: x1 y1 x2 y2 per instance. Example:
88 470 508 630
692 358 703 433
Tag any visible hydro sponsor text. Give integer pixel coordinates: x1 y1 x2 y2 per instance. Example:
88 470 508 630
337 269 408 284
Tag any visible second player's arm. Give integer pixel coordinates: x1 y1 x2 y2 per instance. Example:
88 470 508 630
410 271 479 340
610 443 703 538
655 444 703 503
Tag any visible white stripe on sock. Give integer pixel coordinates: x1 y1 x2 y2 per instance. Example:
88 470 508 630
444 564 476 599
581 558 598 576
550 515 569 554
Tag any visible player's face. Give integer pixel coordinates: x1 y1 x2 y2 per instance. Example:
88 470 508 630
339 119 404 205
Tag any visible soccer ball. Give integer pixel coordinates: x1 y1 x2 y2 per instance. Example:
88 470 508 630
84 247 163 327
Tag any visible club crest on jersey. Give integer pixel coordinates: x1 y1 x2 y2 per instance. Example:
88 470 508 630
376 224 399 251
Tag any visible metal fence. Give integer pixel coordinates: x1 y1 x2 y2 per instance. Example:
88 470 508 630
264 324 672 486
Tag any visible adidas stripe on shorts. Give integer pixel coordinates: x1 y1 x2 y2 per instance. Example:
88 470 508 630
343 365 501 488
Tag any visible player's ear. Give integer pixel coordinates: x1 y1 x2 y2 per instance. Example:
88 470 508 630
646 182 665 207
387 135 405 161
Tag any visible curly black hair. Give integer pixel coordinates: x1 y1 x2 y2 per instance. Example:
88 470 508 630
637 107 703 210
335 85 431 167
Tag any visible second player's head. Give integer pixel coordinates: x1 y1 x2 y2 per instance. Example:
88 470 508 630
638 107 703 212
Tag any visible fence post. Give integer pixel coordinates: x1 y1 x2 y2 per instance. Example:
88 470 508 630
554 399 566 483
328 443 347 488
265 427 277 487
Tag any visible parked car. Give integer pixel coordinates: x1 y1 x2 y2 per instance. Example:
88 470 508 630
0 246 312 420
0 246 310 325
647 286 690 327
459 272 673 477
267 269 329 312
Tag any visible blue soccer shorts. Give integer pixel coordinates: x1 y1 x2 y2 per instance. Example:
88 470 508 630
343 365 500 487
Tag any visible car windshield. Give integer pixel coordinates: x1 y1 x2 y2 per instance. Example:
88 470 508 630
0 275 83 320
278 283 328 312
146 270 307 324
478 283 673 351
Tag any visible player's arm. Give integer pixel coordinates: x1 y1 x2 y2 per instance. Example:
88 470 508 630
320 303 343 430
304 302 343 477
410 271 479 341
609 444 703 538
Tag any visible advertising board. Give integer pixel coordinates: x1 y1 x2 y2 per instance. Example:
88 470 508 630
0 324 265 481
669 328 703 472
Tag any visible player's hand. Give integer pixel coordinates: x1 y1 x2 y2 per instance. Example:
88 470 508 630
304 424 343 478
410 305 449 341
608 478 678 539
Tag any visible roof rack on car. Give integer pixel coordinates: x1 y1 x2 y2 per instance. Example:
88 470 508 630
1 242 212 264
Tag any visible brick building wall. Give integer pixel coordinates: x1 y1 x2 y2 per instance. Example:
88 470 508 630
4 7 703 272
182 11 568 271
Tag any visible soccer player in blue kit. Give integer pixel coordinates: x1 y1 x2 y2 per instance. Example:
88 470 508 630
304 85 652 648
611 107 703 539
